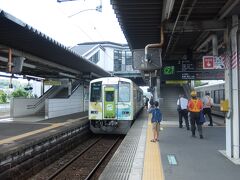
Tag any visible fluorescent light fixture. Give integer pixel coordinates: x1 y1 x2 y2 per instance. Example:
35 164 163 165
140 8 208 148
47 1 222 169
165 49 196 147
25 75 45 80
59 72 76 78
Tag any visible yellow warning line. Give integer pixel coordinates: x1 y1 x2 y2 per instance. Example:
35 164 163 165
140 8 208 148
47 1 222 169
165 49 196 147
142 119 165 180
0 123 66 145
0 116 89 145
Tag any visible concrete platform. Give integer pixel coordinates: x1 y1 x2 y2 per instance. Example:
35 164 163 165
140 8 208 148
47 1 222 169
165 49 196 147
0 112 88 155
158 113 239 180
0 108 237 180
101 110 239 180
160 126 240 180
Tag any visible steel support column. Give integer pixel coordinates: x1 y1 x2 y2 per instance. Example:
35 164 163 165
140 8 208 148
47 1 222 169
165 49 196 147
151 71 161 103
154 74 161 103
231 15 240 159
68 79 72 96
226 15 240 160
225 24 232 158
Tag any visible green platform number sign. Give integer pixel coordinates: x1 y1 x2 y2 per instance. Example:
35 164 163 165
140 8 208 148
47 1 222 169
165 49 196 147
163 66 175 75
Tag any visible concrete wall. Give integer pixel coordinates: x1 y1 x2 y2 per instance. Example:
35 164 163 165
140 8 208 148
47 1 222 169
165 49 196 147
45 85 84 119
10 85 67 118
10 98 39 117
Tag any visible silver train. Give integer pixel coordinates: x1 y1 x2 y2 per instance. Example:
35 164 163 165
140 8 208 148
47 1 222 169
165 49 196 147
195 82 225 117
89 77 144 134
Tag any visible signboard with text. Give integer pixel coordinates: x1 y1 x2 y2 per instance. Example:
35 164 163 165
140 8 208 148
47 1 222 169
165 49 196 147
203 56 224 69
161 59 224 80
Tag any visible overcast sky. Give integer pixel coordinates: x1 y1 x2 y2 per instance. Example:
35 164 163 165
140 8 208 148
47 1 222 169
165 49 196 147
0 0 127 47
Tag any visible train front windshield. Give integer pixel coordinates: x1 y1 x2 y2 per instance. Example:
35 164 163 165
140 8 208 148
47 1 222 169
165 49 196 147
90 82 102 102
119 81 130 102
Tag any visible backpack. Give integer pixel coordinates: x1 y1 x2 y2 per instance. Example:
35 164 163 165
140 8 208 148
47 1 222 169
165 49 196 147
198 110 206 125
154 108 162 122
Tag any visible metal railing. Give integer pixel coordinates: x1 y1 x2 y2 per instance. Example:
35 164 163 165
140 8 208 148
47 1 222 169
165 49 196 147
26 80 82 113
27 86 64 110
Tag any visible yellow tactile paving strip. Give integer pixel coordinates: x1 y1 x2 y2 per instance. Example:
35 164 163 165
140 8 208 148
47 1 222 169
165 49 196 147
142 118 165 180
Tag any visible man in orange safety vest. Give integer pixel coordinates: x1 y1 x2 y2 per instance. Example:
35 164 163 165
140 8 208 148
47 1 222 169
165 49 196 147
188 90 204 139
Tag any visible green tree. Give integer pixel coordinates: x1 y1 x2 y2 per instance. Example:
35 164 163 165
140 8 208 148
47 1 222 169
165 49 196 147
0 90 7 103
11 88 29 98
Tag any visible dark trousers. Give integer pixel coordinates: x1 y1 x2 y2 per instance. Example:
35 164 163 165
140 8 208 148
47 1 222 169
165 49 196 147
178 109 189 128
203 108 213 125
189 112 202 136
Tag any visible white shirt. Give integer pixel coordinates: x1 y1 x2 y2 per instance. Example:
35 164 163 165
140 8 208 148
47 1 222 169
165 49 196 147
177 97 188 110
202 95 213 108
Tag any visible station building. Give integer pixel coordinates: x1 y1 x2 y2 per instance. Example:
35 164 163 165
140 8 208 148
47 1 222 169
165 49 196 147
71 41 135 72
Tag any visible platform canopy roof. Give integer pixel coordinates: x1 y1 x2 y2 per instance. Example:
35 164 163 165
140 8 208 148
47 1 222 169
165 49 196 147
111 0 240 61
0 10 110 80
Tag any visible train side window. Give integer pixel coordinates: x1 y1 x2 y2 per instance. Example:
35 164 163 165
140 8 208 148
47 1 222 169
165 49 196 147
90 82 102 102
205 91 210 96
219 89 225 100
197 92 200 97
137 90 142 102
197 92 202 98
211 90 214 99
119 81 130 102
214 90 220 104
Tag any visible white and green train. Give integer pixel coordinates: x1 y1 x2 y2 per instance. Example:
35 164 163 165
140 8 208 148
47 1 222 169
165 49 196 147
89 77 144 134
195 82 225 117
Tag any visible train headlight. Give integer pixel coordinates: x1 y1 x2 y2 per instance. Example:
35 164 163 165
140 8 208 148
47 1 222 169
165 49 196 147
122 111 130 115
91 111 98 114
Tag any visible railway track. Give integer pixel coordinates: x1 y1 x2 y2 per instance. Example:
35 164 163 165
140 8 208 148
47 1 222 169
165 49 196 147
46 135 121 180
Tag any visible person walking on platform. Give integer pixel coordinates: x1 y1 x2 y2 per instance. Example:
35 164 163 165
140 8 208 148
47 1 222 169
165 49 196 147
188 91 204 139
148 101 162 142
202 92 213 126
177 94 190 130
147 96 154 121
145 96 149 109
148 96 154 109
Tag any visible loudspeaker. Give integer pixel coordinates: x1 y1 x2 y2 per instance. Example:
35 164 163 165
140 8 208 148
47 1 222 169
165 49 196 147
12 57 25 74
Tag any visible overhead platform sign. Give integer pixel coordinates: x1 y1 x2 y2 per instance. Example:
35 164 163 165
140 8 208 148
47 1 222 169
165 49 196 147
44 80 61 86
161 60 224 80
203 56 225 69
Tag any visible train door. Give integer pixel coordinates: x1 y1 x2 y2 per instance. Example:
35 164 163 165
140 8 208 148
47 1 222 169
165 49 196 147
104 87 116 119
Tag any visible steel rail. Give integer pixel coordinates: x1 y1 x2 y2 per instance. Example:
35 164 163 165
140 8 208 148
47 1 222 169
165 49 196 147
84 136 121 180
47 136 103 180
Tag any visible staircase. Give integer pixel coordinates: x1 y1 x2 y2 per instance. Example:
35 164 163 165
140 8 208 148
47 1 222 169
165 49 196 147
159 84 185 121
